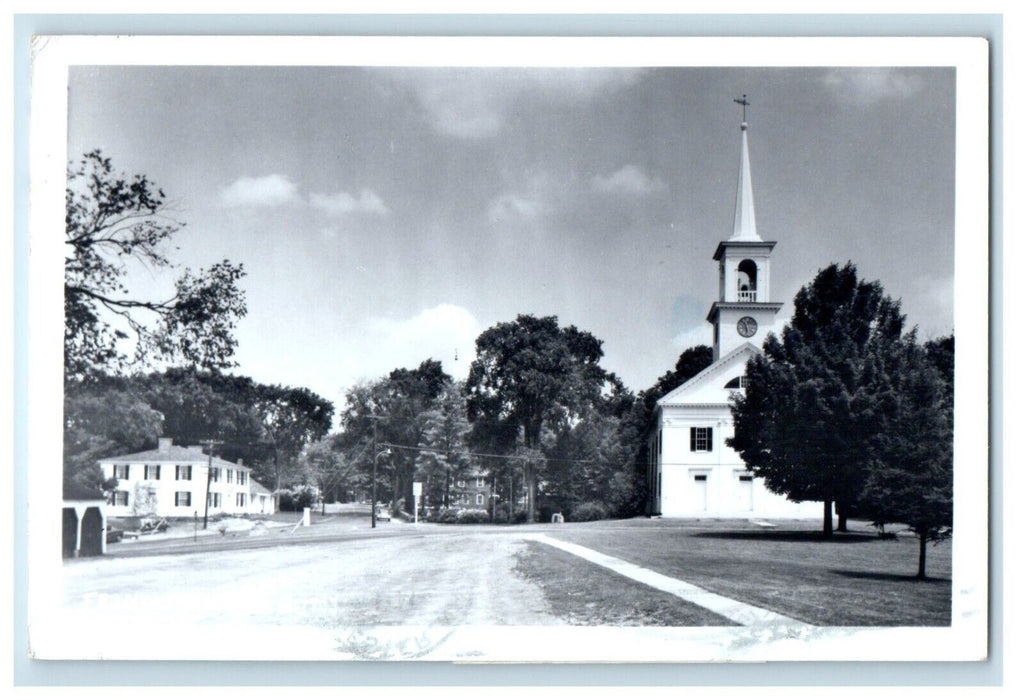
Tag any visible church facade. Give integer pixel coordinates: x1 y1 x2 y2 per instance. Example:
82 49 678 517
647 114 820 519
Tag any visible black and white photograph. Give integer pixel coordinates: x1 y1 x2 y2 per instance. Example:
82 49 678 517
26 36 989 663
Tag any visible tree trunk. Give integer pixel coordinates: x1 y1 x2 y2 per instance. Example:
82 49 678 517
823 500 834 537
526 461 536 523
917 535 928 579
836 500 849 532
273 453 281 511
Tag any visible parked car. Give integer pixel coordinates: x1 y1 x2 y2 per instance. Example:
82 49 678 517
375 506 391 522
105 527 124 544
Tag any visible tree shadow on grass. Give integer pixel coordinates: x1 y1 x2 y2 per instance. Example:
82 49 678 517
830 569 951 583
692 531 877 543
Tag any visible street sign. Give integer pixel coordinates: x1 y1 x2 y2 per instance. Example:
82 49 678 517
412 482 422 496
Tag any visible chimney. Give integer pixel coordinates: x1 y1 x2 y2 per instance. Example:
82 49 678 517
157 437 173 453
237 458 244 466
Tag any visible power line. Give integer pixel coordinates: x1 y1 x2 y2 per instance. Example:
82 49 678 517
378 441 596 465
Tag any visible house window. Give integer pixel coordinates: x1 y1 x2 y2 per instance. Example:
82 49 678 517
476 493 484 506
175 465 192 480
476 477 485 488
227 469 234 484
210 468 221 483
237 471 247 486
725 376 751 389
208 492 221 508
457 479 465 488
175 491 191 507
739 474 754 482
112 490 129 506
690 427 713 452
113 464 129 480
694 474 708 482
145 464 161 480
236 493 247 507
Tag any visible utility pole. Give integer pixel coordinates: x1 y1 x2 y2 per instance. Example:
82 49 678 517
200 439 223 530
367 415 386 529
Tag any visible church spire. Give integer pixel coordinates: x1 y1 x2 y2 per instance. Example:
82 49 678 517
730 94 760 242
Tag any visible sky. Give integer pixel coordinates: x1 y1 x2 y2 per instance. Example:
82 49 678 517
67 65 955 410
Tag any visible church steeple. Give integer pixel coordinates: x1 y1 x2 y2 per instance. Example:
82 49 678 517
707 95 782 361
730 99 760 242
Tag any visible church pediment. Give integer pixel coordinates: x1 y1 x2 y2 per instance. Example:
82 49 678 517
657 342 761 406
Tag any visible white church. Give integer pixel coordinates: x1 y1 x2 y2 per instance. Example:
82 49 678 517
647 109 820 519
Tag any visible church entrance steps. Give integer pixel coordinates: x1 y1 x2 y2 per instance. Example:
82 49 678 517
524 533 805 627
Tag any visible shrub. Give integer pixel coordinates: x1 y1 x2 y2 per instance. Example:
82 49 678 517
491 508 510 524
511 508 529 524
456 509 490 524
571 501 610 522
435 508 460 524
278 486 317 512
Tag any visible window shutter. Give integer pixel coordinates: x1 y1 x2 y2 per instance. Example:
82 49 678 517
708 428 713 450
690 428 697 451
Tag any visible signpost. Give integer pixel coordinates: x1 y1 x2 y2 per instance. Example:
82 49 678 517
412 481 422 524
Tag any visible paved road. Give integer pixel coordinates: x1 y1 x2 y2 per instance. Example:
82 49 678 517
64 529 561 629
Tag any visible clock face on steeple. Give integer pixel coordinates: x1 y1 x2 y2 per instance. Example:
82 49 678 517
737 316 758 338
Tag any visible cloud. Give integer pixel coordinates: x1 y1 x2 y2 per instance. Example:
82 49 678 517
591 165 666 197
362 304 483 381
486 193 543 224
485 172 555 225
310 189 389 216
220 174 299 207
389 68 644 139
822 69 925 105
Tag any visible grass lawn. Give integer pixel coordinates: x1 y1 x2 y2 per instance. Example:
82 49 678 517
549 520 951 626
514 541 737 626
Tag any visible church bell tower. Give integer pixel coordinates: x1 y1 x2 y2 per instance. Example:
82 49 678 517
707 96 782 361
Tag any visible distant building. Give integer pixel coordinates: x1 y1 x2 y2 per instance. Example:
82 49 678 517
450 470 492 510
648 112 819 520
99 437 276 518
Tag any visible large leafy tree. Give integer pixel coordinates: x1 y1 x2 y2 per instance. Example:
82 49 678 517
465 314 612 521
63 376 163 493
133 369 267 464
298 435 365 512
414 380 474 510
859 338 953 578
65 150 247 378
729 263 906 535
336 360 452 512
252 384 335 504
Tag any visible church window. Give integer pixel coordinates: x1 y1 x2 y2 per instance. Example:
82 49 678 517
690 427 713 452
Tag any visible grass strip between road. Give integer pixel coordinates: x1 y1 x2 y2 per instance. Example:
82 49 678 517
514 540 737 626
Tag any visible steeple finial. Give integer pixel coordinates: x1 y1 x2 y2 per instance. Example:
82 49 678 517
733 93 750 125
730 94 760 241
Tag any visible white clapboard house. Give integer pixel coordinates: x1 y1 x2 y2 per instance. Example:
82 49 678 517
100 438 276 518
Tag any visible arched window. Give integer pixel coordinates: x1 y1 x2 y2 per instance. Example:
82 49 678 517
737 259 758 301
724 376 750 389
